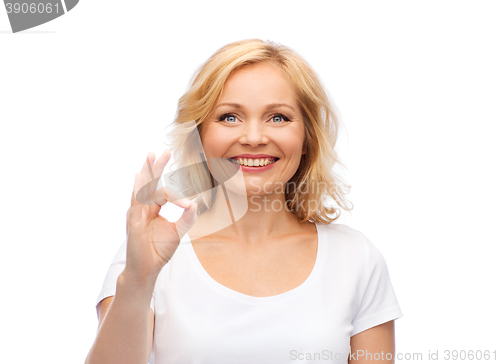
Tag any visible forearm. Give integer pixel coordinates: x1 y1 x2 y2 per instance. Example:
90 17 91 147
85 270 157 364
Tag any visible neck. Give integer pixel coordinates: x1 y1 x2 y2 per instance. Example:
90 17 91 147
190 184 305 245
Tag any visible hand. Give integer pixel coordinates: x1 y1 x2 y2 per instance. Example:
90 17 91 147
124 149 197 282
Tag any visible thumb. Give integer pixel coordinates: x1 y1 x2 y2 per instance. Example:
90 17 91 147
174 202 198 240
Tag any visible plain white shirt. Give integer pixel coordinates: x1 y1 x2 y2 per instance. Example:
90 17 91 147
95 222 403 364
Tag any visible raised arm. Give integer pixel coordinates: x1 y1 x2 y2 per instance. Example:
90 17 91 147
84 149 198 364
85 274 157 364
96 296 154 360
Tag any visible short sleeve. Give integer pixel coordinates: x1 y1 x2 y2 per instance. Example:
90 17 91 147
351 237 403 336
94 239 155 319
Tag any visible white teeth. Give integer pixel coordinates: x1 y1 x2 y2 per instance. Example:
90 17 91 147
231 158 277 166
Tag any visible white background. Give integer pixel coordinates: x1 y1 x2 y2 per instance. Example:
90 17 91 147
1 1 499 363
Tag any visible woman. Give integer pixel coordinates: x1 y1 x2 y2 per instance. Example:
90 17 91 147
85 39 403 364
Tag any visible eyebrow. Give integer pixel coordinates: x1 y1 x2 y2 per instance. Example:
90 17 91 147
215 102 295 112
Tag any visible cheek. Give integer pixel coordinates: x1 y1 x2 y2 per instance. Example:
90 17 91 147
200 125 223 156
202 140 221 157
279 128 306 156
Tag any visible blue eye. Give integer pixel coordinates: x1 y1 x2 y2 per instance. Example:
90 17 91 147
270 114 290 123
218 114 237 123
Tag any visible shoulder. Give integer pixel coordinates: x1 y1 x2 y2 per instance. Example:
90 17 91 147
319 222 361 235
319 222 369 248
318 222 384 265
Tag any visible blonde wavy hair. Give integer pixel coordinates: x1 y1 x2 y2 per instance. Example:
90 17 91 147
164 38 353 224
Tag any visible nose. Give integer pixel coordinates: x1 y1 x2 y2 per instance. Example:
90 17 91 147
238 120 269 147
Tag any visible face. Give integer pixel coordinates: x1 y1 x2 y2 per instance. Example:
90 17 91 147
200 62 306 196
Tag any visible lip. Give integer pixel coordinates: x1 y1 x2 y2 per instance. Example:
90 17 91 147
229 154 279 159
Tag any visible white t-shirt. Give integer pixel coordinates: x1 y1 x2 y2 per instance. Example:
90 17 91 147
95 222 403 364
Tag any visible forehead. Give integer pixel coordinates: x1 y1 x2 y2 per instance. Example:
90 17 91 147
218 62 297 106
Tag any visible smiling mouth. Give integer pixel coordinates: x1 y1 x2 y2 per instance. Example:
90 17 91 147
228 157 279 167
